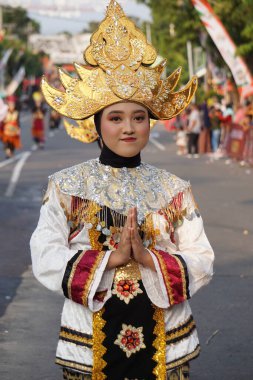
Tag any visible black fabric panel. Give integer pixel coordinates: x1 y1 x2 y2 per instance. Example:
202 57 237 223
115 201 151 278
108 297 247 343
59 336 92 348
60 326 92 340
102 282 157 380
62 250 83 298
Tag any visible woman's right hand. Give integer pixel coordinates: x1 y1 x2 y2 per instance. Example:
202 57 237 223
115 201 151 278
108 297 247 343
106 209 132 269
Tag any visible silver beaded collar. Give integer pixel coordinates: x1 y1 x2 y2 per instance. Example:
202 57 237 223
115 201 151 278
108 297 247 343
50 158 189 224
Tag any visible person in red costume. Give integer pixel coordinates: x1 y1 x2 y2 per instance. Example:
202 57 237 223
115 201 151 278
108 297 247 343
31 91 46 150
2 95 21 158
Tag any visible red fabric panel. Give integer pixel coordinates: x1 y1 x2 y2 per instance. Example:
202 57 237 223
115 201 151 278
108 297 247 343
70 250 102 306
153 249 187 306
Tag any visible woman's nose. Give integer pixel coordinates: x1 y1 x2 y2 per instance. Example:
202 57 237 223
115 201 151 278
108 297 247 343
123 119 134 134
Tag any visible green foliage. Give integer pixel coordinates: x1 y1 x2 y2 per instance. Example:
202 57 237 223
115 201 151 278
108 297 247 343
138 0 253 77
2 6 40 42
0 6 42 82
138 0 202 81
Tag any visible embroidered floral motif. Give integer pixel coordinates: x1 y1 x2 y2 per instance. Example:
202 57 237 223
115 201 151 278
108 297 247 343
103 230 121 250
114 324 146 358
112 279 143 304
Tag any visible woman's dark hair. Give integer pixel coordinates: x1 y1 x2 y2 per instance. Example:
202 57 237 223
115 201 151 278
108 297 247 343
94 111 103 137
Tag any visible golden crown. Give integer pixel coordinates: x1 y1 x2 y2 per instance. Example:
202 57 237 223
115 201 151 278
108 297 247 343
41 0 197 127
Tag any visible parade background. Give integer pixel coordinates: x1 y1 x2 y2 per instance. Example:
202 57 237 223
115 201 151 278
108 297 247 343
0 1 253 379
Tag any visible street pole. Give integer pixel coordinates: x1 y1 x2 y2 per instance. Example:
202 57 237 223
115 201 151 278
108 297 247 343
0 6 3 94
0 6 2 32
146 22 152 43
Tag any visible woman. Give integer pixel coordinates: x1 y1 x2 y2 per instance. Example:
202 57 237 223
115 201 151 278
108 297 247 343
2 95 21 158
31 2 214 379
31 91 46 150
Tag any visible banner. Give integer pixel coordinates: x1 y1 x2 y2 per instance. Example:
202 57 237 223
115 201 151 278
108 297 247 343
192 0 253 89
5 66 26 96
0 49 13 72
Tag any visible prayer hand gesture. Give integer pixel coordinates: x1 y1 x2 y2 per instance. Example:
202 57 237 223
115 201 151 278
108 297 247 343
129 207 147 265
107 209 132 269
106 207 156 271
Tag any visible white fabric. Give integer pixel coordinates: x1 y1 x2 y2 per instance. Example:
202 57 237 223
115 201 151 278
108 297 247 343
188 109 202 133
30 174 214 369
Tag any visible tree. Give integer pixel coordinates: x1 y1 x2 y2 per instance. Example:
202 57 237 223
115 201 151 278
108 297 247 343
138 0 253 77
2 6 40 42
0 6 42 86
138 0 202 82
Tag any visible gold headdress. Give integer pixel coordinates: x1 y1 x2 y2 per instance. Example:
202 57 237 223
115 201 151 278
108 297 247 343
41 0 197 142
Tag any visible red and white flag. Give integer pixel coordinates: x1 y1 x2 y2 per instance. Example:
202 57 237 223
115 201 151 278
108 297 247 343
192 0 253 89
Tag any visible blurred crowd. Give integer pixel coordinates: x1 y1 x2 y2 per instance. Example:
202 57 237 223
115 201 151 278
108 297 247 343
0 91 61 159
1 90 253 168
173 97 253 166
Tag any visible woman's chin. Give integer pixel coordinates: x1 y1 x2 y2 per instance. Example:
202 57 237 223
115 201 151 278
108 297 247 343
114 149 141 158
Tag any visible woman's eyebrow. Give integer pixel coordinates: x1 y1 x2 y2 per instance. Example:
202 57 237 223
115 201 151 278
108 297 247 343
108 111 124 115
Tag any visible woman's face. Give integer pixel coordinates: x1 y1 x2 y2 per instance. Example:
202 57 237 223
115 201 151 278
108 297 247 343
100 102 150 157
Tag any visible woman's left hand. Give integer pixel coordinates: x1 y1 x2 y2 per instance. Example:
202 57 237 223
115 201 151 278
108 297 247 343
130 207 147 265
130 207 156 271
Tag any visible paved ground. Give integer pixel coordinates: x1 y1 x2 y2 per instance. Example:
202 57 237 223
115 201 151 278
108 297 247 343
0 111 252 379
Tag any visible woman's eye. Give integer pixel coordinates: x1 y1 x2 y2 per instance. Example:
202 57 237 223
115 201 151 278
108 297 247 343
110 116 121 122
135 116 145 122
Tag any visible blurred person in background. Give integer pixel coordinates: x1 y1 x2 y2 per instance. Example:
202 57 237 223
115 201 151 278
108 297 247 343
1 95 22 159
49 109 62 137
241 114 253 166
187 104 201 158
209 107 222 153
176 125 187 155
31 91 47 150
0 97 8 142
198 101 211 155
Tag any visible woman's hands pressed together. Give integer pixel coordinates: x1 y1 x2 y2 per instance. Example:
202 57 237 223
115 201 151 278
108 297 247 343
106 207 156 271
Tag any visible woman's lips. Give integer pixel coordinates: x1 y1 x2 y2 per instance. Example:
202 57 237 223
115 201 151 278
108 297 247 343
121 137 137 142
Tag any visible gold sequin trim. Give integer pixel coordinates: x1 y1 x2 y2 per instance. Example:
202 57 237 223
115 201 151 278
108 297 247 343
114 259 141 282
166 316 196 343
55 358 92 373
153 250 174 305
68 253 85 301
92 308 107 380
63 368 91 380
152 306 167 379
167 363 189 380
166 345 200 370
59 330 93 347
82 251 106 307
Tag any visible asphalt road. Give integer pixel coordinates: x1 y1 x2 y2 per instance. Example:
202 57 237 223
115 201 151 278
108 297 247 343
0 111 252 379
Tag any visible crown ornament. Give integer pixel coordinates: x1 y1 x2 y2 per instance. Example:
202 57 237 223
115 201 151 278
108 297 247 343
41 0 197 130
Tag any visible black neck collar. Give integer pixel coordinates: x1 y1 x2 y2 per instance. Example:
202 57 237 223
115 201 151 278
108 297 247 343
99 143 141 168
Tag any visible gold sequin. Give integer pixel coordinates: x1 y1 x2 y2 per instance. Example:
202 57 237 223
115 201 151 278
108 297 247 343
114 259 141 282
81 251 106 307
68 253 85 301
41 1 197 122
152 306 167 379
166 316 196 343
92 308 107 380
56 358 92 374
166 345 200 370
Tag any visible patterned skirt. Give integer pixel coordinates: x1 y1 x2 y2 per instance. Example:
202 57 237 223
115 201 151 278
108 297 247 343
63 363 190 380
